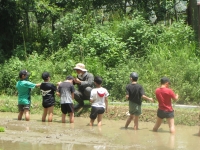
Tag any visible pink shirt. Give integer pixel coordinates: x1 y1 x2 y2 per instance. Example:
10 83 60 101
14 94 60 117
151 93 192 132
155 87 176 112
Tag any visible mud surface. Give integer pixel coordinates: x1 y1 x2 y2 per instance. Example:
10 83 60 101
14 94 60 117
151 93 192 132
0 112 200 150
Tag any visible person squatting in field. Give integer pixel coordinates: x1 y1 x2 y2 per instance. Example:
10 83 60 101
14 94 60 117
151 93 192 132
73 63 94 110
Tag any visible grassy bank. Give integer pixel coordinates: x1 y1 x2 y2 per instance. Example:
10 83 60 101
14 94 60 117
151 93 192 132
0 95 199 126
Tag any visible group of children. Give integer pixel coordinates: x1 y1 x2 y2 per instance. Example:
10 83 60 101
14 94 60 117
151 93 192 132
125 72 178 134
16 70 108 127
16 69 180 133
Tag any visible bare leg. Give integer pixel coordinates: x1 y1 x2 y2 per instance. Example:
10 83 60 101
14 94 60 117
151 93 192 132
153 117 163 132
42 108 48 122
90 119 95 126
18 111 24 120
125 114 134 128
24 109 30 121
167 118 175 133
198 127 200 136
97 114 103 126
69 112 74 123
168 134 175 149
62 114 66 123
47 106 54 122
133 115 139 130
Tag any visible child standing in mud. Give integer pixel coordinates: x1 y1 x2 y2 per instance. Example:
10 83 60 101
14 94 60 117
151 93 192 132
16 70 40 121
89 76 109 126
125 72 153 130
56 76 75 123
40 72 57 122
153 77 178 134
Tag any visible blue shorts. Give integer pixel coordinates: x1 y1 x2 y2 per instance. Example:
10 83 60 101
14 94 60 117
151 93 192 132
90 106 105 120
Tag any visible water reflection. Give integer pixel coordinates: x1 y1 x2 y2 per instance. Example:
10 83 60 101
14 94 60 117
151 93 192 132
152 132 175 150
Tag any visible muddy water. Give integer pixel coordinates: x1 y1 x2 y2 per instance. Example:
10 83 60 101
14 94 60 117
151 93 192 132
0 112 200 150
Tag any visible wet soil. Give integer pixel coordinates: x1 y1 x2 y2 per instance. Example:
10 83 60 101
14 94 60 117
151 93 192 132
77 104 200 126
0 103 200 150
0 111 200 150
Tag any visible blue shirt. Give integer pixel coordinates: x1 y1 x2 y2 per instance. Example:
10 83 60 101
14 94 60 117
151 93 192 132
16 80 36 105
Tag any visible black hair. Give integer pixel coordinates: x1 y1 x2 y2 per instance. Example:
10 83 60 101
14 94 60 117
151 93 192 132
94 76 103 85
42 72 50 80
19 70 29 78
160 77 170 84
66 75 74 80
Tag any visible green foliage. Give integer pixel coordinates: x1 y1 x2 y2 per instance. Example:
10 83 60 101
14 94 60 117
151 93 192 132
0 4 200 105
157 21 195 46
52 8 86 49
0 0 21 61
0 127 5 132
115 13 157 57
68 29 128 68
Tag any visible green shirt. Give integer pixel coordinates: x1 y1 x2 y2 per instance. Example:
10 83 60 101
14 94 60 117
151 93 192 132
16 80 36 105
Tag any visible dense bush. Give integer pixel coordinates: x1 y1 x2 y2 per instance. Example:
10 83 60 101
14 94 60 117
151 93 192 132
68 29 128 68
0 12 200 105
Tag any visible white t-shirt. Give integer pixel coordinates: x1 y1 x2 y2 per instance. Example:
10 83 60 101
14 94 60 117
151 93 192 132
90 87 109 108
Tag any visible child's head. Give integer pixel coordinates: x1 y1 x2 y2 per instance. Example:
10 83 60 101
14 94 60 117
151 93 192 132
66 75 74 81
160 77 170 87
19 70 29 80
130 72 138 81
42 72 50 81
94 76 103 85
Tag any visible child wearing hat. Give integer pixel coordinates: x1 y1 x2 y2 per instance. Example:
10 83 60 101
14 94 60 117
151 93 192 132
16 70 40 121
125 72 153 130
89 76 109 126
153 77 179 133
56 76 75 123
40 72 57 122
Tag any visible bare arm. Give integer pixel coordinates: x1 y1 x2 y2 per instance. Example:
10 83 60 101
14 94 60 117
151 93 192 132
125 95 129 100
36 83 41 87
142 95 154 102
173 94 179 101
90 99 94 103
105 97 108 113
56 92 60 97
71 92 74 100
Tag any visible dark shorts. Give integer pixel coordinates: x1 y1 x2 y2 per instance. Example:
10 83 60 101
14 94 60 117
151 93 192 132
42 103 54 108
61 103 74 114
129 101 141 116
157 109 174 119
18 104 30 111
90 106 105 120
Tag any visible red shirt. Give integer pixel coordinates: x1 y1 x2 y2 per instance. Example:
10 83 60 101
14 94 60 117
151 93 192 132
155 87 176 112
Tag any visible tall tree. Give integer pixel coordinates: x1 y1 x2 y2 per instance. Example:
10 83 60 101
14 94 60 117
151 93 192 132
0 0 21 62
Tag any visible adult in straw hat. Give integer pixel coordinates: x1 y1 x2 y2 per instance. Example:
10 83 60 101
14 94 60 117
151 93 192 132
73 63 94 110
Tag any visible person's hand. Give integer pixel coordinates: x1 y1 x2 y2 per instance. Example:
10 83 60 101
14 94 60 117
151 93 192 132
149 98 154 102
36 83 41 87
74 78 81 84
57 81 62 85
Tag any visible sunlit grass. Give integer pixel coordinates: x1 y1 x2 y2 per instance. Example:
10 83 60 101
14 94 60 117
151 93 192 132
0 126 5 132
